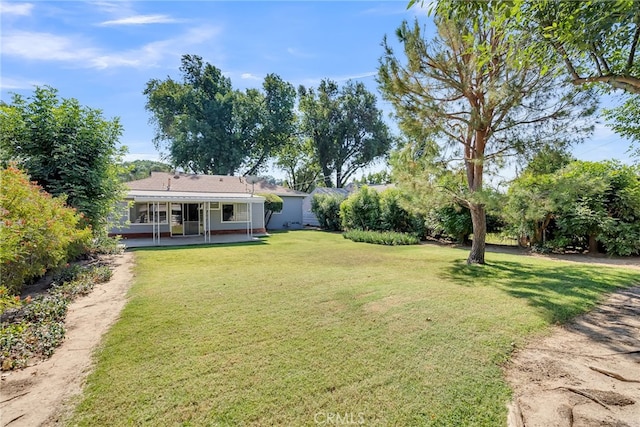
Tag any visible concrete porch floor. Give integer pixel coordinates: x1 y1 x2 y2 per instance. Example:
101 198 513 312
121 233 267 248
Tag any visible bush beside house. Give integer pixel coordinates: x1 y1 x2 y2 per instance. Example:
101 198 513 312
0 166 92 295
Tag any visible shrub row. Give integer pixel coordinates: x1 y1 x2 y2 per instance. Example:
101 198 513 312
343 230 419 246
0 263 112 370
312 187 425 236
0 166 92 295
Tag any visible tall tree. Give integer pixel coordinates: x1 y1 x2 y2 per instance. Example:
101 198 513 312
379 12 596 263
276 135 321 193
119 160 173 182
0 86 126 234
298 79 393 188
423 0 640 146
144 54 296 176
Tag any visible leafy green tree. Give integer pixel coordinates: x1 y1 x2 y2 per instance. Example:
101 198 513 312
0 86 126 234
353 170 392 185
504 160 640 255
145 55 296 176
298 80 393 188
431 206 473 245
379 10 596 264
259 193 283 228
603 96 640 152
421 0 640 146
276 135 321 193
419 0 640 93
119 160 173 182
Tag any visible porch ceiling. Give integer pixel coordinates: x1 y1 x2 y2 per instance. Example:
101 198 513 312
128 190 265 204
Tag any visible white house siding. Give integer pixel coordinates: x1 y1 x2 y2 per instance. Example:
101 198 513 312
268 196 305 230
208 201 265 233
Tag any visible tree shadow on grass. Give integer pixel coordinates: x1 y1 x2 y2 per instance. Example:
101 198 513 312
443 259 640 325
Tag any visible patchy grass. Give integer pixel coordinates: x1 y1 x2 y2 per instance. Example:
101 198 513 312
70 231 640 426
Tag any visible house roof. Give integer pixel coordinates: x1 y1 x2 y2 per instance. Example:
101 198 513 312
128 190 264 203
126 172 308 197
309 187 352 197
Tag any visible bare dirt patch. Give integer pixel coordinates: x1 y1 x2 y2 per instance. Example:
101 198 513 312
506 285 640 426
0 252 134 427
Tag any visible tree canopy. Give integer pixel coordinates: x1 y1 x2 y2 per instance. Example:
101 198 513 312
298 79 393 188
503 160 640 255
119 160 173 182
0 86 126 234
420 0 640 147
379 9 596 263
144 54 296 176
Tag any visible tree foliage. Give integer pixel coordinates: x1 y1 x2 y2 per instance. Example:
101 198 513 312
503 160 640 255
275 135 321 193
259 193 283 228
145 54 296 176
298 80 393 188
379 9 596 263
119 160 173 182
0 86 126 233
423 0 640 146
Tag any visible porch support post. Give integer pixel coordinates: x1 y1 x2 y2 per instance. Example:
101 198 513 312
156 201 161 245
205 201 209 243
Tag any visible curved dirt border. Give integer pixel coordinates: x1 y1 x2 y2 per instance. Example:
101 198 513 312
0 251 134 427
506 284 640 426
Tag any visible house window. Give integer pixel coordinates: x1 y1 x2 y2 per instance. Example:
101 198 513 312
221 203 248 222
130 203 168 224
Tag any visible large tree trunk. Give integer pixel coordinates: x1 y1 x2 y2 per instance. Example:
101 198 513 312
322 165 333 188
467 203 486 265
588 233 599 255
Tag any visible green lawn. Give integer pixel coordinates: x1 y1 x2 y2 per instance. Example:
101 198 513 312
70 231 640 426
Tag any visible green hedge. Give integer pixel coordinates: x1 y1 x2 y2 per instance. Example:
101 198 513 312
343 229 419 246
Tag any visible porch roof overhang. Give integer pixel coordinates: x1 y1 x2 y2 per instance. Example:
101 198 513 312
127 190 265 204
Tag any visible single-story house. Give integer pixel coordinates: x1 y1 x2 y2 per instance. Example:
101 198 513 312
110 172 307 243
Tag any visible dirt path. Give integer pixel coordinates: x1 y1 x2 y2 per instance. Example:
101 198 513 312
506 285 640 427
0 252 134 427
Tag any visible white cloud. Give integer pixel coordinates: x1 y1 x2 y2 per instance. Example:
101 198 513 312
92 1 135 16
297 71 377 87
1 31 98 62
241 73 261 81
0 2 33 16
0 76 43 90
334 71 377 82
287 47 314 59
123 152 163 162
99 14 181 26
1 26 221 69
360 1 434 17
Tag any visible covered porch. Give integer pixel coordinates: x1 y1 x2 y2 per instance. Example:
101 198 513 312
111 190 266 247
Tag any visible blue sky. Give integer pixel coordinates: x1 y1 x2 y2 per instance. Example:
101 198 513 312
0 0 635 179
